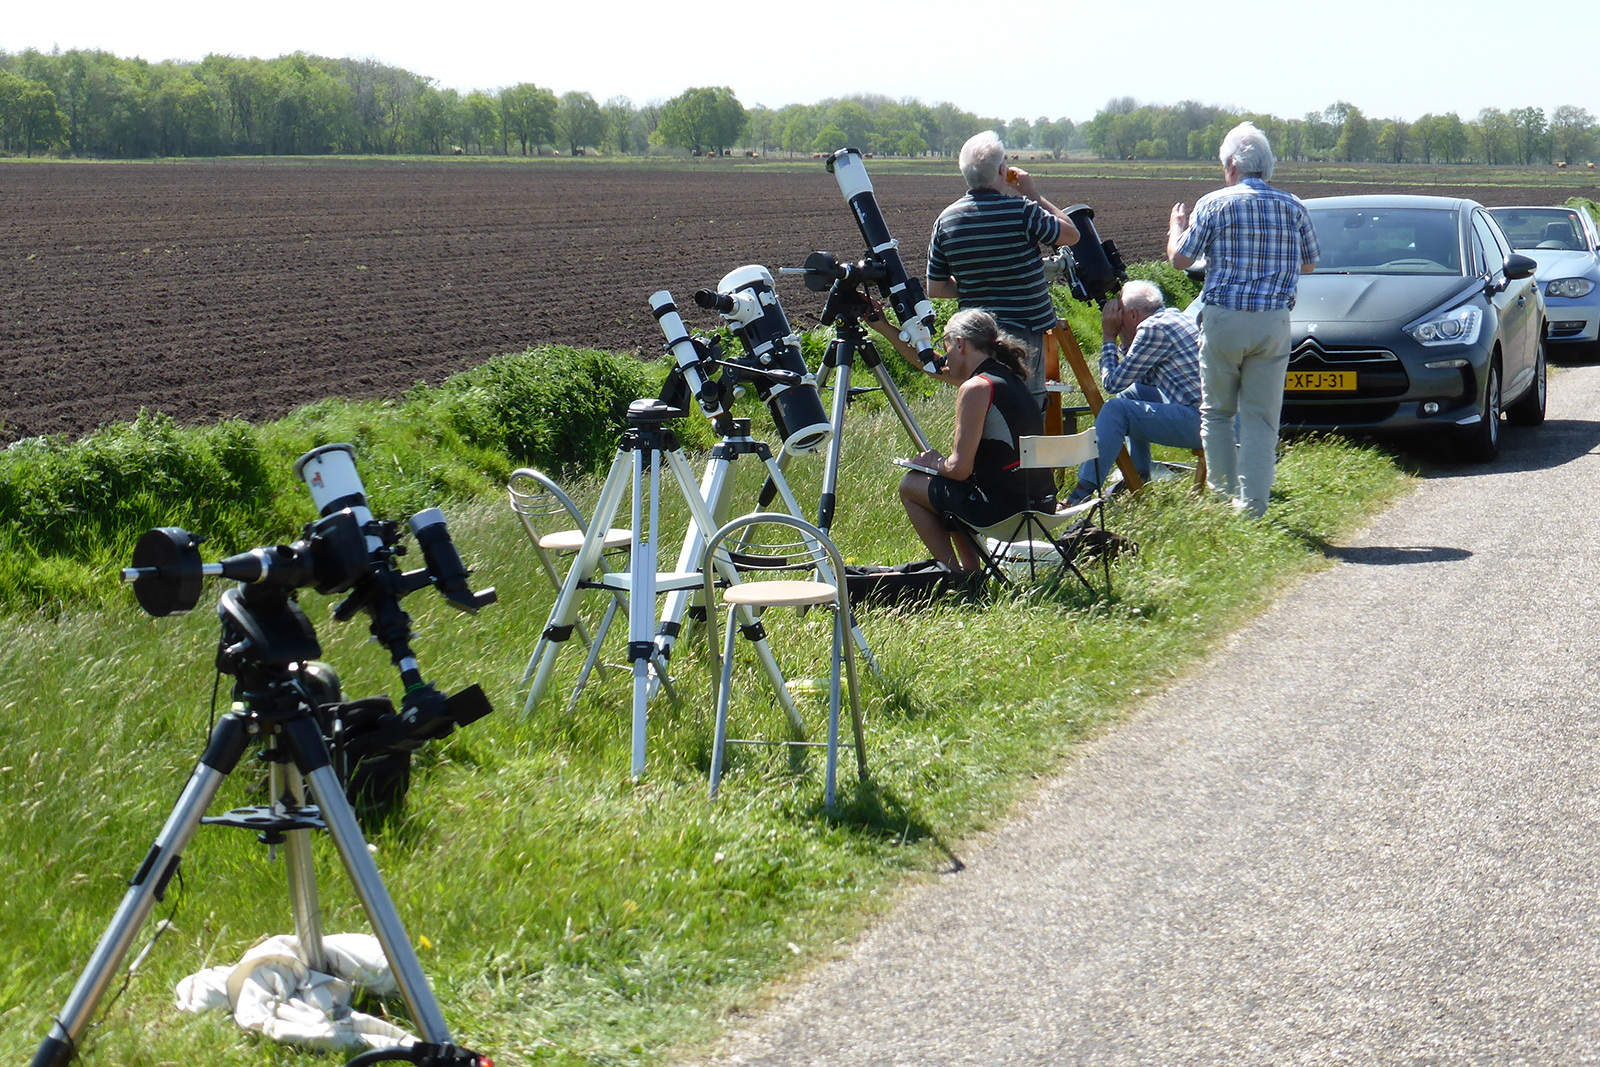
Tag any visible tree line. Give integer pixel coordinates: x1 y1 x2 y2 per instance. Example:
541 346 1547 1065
0 48 1047 161
3 46 1592 167
1083 98 1600 166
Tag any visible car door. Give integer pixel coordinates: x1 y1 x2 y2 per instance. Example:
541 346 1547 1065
1473 210 1535 397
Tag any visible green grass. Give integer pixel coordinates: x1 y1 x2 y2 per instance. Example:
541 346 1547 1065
1 377 1412 1066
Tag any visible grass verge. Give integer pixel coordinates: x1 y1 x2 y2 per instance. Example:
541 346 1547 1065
0 383 1411 1065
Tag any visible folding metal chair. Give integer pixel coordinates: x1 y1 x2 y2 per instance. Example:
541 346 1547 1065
508 467 631 714
699 513 867 810
950 430 1114 596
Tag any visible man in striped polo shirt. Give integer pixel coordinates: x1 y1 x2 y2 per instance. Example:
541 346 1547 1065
925 130 1079 408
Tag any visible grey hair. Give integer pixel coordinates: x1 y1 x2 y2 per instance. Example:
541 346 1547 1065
1219 121 1274 180
943 309 1029 377
959 130 1006 189
1120 279 1164 315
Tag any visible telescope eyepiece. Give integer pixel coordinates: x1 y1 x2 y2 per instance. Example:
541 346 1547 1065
693 289 735 314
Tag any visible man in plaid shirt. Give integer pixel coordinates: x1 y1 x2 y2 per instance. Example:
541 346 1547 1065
1168 121 1319 518
1066 280 1202 503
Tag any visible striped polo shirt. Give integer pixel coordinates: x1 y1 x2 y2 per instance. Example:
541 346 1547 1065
926 188 1061 334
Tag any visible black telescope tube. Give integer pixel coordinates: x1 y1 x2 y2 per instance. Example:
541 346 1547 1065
827 148 943 373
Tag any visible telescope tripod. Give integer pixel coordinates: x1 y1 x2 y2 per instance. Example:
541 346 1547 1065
811 313 931 536
524 400 816 778
643 413 879 700
33 642 480 1067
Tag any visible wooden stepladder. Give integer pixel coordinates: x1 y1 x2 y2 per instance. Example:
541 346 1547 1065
1043 324 1206 494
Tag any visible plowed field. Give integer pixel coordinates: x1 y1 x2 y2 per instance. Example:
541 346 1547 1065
0 159 1576 442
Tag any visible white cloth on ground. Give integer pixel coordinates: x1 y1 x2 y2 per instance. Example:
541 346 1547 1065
175 932 417 1052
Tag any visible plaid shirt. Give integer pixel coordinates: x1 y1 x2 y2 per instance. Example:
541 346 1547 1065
1100 306 1202 409
1178 177 1320 311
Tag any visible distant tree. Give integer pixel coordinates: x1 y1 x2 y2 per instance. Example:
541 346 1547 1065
464 89 498 153
1474 107 1514 164
1006 117 1032 147
1435 111 1468 163
1376 118 1409 163
895 129 926 157
1548 104 1597 164
602 95 636 154
1334 106 1371 161
556 90 605 154
0 70 65 156
1510 105 1547 164
810 122 847 155
1036 120 1068 159
656 86 745 155
500 82 556 155
827 100 874 151
744 104 776 154
780 109 814 157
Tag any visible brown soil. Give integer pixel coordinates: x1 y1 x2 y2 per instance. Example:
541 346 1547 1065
0 159 1552 443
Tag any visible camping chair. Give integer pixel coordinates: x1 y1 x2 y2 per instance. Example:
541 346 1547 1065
508 467 632 714
947 430 1114 597
699 513 867 810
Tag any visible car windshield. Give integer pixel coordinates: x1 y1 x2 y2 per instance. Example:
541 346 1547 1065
1486 208 1589 251
1308 207 1463 276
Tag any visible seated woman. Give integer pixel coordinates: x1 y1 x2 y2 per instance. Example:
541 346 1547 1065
869 308 1055 572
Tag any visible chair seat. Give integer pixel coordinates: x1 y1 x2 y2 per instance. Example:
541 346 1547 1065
722 579 838 608
972 498 1096 541
538 527 631 552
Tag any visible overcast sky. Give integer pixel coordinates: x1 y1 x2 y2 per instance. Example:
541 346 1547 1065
4 0 1591 125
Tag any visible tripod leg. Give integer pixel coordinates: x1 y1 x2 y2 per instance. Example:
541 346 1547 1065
32 714 254 1067
628 449 659 778
818 340 852 536
863 342 933 452
525 450 632 718
286 718 455 1044
648 450 736 701
279 764 327 974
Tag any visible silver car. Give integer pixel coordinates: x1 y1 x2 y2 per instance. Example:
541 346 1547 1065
1487 205 1600 356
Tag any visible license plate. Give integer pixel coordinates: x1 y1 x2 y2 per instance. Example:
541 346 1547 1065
1285 370 1356 391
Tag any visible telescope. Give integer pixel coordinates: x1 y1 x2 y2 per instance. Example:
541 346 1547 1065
825 148 943 374
689 265 832 457
1045 204 1128 306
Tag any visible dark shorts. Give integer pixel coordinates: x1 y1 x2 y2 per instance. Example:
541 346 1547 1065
927 476 1043 529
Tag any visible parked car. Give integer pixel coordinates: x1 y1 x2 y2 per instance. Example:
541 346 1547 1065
1282 194 1545 461
1486 204 1600 357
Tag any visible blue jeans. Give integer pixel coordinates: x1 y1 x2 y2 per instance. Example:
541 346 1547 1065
1078 383 1202 489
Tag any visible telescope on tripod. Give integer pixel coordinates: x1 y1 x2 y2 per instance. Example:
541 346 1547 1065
34 444 495 1067
1042 203 1129 306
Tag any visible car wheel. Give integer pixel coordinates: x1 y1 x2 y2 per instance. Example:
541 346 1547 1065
1456 361 1501 462
1506 340 1547 426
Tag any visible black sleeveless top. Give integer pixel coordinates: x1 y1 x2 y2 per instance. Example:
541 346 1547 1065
970 358 1053 506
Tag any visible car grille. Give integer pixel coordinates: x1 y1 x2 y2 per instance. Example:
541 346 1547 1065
1282 402 1401 427
1286 341 1409 398
1550 320 1587 336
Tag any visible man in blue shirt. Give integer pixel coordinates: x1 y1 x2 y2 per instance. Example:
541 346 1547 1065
926 131 1079 408
1168 122 1319 518
1066 280 1203 503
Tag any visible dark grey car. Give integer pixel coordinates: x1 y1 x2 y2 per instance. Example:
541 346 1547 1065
1282 194 1546 461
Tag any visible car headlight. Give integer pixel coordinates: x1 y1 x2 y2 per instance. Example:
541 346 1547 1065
1545 278 1596 299
1405 305 1482 347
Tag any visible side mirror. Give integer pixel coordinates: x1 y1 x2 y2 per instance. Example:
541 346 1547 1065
1504 253 1537 280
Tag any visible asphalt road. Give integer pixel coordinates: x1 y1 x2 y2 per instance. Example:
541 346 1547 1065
700 363 1600 1066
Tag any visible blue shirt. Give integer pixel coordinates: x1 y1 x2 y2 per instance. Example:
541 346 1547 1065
1100 307 1202 409
1178 177 1320 311
927 188 1061 334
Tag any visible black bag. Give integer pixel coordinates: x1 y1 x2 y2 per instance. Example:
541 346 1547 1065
844 559 984 607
